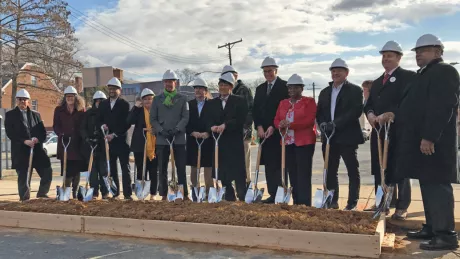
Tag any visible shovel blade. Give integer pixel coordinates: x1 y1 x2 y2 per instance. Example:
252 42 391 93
198 187 205 203
103 176 116 195
77 186 94 202
244 182 255 204
283 187 292 204
175 185 184 201
313 189 324 208
254 188 265 203
375 186 384 207
56 186 71 201
191 185 199 202
274 186 285 204
167 186 176 202
323 190 335 208
217 186 226 202
208 187 217 203
135 180 150 200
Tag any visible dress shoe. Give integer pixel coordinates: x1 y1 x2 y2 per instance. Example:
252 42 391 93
262 196 275 204
161 196 167 201
150 195 155 201
343 204 357 211
391 209 407 220
420 234 459 251
329 202 339 209
407 224 434 240
102 194 109 200
124 196 133 201
36 195 50 199
364 205 377 211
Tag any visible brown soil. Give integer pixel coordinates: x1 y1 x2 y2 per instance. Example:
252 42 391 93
0 200 378 235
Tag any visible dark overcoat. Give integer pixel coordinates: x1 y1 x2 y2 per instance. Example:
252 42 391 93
185 98 213 167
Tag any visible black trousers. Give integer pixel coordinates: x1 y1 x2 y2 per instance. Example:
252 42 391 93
286 144 315 206
109 148 132 198
322 143 360 206
134 151 158 195
89 154 108 197
374 175 411 210
420 180 455 235
263 146 282 198
60 160 82 196
16 166 52 201
157 145 188 197
222 175 247 202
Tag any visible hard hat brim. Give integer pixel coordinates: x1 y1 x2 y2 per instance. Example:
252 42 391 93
193 85 208 89
329 66 349 71
141 94 155 98
287 84 304 87
379 50 403 55
260 65 279 69
107 84 122 88
218 79 234 86
411 44 444 51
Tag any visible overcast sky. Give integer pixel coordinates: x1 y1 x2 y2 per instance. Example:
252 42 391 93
67 0 460 95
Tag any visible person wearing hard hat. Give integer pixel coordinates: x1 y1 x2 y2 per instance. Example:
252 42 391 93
389 34 459 250
53 86 86 199
150 70 190 200
253 56 289 203
127 88 158 200
274 74 317 206
98 77 133 200
221 65 254 185
316 58 364 211
4 89 53 201
361 80 373 105
80 91 108 199
207 72 248 201
363 41 416 219
186 78 214 196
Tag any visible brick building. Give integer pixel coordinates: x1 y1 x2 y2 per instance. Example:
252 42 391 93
1 63 63 130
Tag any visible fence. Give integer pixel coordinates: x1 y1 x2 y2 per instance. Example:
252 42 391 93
0 108 12 178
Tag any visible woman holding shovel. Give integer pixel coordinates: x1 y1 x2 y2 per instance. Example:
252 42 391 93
53 86 86 199
274 74 317 206
127 88 158 200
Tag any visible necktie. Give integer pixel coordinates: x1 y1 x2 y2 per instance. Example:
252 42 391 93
383 73 390 84
267 83 272 95
221 97 227 109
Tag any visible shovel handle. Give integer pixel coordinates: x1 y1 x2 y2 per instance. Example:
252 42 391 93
170 143 176 183
383 139 389 171
281 132 286 188
324 143 331 171
62 149 67 187
85 149 95 189
142 139 147 182
197 146 201 174
104 139 111 175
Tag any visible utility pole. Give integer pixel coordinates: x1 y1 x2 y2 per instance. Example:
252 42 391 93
218 38 242 65
306 82 319 100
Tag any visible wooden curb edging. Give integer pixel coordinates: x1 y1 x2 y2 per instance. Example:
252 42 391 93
0 210 385 258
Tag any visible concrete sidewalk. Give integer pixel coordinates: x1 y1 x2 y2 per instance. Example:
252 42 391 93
1 175 459 231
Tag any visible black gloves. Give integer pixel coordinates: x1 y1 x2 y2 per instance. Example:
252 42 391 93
167 128 179 138
320 122 335 135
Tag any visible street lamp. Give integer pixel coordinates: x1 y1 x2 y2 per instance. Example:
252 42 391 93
194 71 221 76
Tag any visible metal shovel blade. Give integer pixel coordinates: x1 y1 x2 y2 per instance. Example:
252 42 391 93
283 187 292 204
167 185 177 202
323 190 335 208
254 187 265 203
313 189 324 208
375 186 384 207
77 186 94 202
244 182 255 204
103 176 116 196
208 187 217 203
217 186 226 202
274 186 285 204
198 187 205 202
135 180 150 200
191 185 199 202
175 185 184 201
56 186 71 201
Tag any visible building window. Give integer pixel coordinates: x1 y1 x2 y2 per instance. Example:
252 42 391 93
31 100 38 111
31 76 37 86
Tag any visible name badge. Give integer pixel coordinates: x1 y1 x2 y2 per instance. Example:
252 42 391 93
390 77 396 83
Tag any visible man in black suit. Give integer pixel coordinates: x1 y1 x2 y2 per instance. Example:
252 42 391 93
5 89 52 201
253 56 289 203
388 34 459 250
207 73 248 201
98 77 132 200
316 58 364 211
364 41 416 219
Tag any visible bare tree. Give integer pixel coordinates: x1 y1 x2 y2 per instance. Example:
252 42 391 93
1 0 77 108
246 77 265 91
175 68 198 86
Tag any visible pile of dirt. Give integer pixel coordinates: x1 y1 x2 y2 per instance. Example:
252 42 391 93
0 200 378 235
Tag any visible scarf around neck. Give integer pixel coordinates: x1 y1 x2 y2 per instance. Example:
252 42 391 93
163 89 177 107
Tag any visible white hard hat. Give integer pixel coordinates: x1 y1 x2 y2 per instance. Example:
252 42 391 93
380 40 403 55
93 91 107 100
162 69 178 80
221 65 237 75
219 73 235 86
261 56 278 68
16 89 30 99
193 77 208 88
107 77 122 88
412 34 444 51
287 74 305 86
64 86 78 95
329 58 349 71
141 88 155 98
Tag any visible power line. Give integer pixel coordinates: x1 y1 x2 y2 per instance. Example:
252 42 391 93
218 39 243 65
67 5 228 64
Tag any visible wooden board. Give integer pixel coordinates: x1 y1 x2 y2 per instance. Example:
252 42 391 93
382 233 396 252
0 211 385 258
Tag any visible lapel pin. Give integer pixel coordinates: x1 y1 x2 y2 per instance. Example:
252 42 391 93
390 77 396 83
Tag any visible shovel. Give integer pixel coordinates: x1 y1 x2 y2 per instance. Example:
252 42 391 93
101 126 117 196
275 127 292 204
191 137 206 203
209 132 225 203
135 129 151 200
373 125 385 208
374 121 394 219
22 147 34 201
56 136 72 201
245 138 266 203
166 136 184 202
313 123 336 208
77 143 97 202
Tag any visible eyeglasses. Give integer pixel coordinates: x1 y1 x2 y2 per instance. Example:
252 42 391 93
17 98 28 102
263 69 276 74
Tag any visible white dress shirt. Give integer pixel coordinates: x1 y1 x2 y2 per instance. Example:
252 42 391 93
330 82 344 120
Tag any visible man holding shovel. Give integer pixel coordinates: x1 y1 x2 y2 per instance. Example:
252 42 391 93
391 34 459 250
364 40 415 219
150 70 190 201
253 57 289 203
5 89 52 201
316 58 364 211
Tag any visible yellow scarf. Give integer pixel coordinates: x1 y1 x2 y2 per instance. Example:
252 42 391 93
144 107 156 160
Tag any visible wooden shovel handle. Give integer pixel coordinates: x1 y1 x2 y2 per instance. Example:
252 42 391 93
214 144 219 171
324 143 330 171
170 144 175 181
62 150 67 187
383 139 389 171
86 150 94 189
281 137 286 187
197 146 201 172
143 140 147 181
256 144 262 171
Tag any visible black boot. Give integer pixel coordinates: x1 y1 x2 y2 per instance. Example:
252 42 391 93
407 224 434 240
420 233 459 251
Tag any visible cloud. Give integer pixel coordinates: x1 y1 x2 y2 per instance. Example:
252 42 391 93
332 0 396 11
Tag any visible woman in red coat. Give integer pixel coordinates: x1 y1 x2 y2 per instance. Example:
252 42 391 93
53 86 86 199
274 74 317 206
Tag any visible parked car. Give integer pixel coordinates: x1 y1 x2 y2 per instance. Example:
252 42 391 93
45 131 56 142
362 128 371 141
43 135 57 157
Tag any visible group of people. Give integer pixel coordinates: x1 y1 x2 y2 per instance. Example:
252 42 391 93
4 33 459 250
